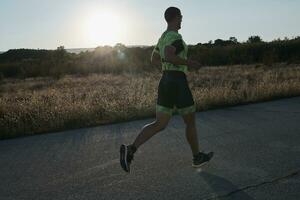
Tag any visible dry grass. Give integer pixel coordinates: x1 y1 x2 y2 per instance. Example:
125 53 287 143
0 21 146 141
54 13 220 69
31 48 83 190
1 63 300 139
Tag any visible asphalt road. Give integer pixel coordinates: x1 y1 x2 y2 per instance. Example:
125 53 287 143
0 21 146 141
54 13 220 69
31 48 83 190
1 97 300 200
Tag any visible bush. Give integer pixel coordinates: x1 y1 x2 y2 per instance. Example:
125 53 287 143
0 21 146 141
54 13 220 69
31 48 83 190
0 36 300 79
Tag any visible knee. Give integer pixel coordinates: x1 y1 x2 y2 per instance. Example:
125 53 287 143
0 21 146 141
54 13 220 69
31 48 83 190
184 119 196 128
154 120 168 131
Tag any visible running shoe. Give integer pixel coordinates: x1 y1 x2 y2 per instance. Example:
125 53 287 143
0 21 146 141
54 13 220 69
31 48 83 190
120 144 136 173
192 151 214 168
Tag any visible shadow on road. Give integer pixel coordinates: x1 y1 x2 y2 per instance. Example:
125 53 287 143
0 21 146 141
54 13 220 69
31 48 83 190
199 171 254 200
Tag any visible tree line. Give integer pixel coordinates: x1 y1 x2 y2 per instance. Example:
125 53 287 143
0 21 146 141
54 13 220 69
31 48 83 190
0 36 299 79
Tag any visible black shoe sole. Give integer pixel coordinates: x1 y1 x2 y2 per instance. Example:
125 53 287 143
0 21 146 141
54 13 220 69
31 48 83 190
120 144 129 172
192 152 214 168
192 161 209 168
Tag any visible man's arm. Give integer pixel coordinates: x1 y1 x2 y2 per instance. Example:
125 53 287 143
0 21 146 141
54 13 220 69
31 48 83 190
164 44 200 68
164 45 188 65
151 46 161 66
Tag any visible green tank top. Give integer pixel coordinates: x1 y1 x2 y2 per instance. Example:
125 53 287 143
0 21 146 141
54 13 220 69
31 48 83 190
151 30 188 74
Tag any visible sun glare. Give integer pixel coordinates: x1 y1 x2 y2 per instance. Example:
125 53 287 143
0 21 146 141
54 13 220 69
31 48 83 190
85 9 125 46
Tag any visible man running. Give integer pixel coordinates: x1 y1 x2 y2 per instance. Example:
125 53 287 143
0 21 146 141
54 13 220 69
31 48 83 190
120 6 214 173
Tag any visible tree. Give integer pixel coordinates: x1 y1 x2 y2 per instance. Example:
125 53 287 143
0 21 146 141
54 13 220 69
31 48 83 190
54 46 67 59
57 46 65 51
247 36 263 43
114 43 126 50
229 37 238 44
214 39 226 46
214 38 239 46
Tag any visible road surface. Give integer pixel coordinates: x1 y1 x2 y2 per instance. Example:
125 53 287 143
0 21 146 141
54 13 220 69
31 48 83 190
1 97 300 200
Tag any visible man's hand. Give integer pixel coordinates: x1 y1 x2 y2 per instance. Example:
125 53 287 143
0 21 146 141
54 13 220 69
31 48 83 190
151 52 161 66
187 59 201 68
165 45 202 68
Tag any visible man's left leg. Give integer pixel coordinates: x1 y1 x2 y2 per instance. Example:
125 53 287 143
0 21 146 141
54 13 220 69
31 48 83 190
178 105 214 168
179 106 199 156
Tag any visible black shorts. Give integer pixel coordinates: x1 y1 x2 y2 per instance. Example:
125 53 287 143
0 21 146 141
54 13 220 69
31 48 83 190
156 70 196 115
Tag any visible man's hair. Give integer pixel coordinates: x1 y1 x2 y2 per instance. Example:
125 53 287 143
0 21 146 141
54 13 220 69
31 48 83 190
164 7 181 23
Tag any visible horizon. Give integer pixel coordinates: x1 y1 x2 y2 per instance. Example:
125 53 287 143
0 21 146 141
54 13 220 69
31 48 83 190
1 35 299 53
1 0 300 51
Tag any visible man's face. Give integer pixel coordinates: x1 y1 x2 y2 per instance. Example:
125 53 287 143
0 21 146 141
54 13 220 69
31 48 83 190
175 13 183 29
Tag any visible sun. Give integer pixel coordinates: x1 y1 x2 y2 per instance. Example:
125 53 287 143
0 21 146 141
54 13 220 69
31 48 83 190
85 9 125 46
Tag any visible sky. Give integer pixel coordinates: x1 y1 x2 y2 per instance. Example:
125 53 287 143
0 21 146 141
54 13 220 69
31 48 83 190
0 0 300 51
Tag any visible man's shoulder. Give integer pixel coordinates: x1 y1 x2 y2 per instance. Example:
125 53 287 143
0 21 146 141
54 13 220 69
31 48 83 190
165 31 181 38
158 31 181 46
160 31 181 39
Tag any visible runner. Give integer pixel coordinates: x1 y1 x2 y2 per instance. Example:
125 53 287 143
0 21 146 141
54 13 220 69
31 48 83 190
120 6 213 173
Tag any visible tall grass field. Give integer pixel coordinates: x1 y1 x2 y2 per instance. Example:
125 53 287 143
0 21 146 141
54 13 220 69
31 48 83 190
0 63 299 139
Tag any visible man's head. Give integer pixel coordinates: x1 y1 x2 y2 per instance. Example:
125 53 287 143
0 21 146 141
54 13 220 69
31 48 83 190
164 7 182 30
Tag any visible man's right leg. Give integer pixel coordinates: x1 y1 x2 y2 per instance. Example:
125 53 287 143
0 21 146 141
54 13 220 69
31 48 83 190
132 111 172 149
